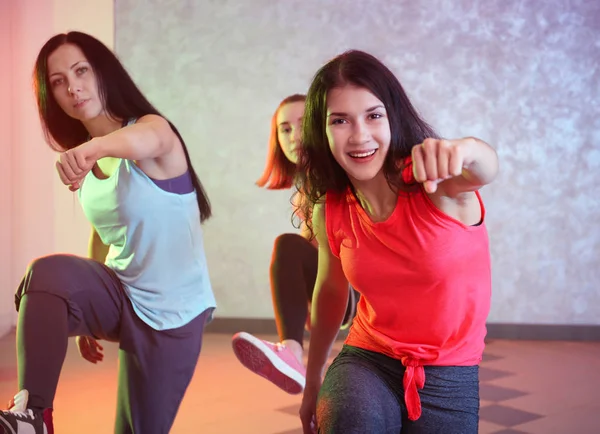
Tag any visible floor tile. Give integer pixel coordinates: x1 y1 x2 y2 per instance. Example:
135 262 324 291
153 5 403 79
480 383 529 402
480 404 544 427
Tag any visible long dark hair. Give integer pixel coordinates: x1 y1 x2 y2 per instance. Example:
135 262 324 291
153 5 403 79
294 49 438 236
33 31 211 222
255 94 306 189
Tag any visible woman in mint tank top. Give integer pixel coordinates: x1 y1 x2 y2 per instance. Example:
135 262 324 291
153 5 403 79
0 32 216 434
230 94 359 396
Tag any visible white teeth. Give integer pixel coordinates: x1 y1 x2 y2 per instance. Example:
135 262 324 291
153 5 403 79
349 149 376 158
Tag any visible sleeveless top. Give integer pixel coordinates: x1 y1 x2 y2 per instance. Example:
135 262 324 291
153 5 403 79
77 122 216 330
325 160 491 420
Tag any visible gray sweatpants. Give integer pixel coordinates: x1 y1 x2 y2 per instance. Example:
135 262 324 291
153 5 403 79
317 345 480 434
15 254 211 434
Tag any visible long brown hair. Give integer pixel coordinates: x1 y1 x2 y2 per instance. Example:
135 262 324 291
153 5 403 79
296 50 438 237
34 31 212 222
256 94 306 189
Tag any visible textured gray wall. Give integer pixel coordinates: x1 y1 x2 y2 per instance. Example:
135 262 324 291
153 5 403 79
115 0 600 324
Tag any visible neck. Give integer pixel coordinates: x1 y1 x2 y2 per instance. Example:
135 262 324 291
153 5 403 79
350 171 397 222
82 112 123 138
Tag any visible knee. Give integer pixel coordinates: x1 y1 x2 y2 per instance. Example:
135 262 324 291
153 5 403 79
315 364 367 433
316 358 401 433
273 233 305 252
316 390 352 433
317 392 387 434
16 254 77 299
27 254 76 277
270 233 305 265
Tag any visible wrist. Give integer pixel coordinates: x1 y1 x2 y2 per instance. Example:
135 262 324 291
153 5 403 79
91 137 109 160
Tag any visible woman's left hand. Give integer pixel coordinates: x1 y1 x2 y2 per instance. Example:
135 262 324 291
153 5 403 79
411 138 474 194
56 139 101 191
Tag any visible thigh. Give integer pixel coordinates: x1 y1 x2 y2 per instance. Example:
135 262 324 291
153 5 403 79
403 366 479 434
317 347 403 434
114 305 212 434
16 254 125 341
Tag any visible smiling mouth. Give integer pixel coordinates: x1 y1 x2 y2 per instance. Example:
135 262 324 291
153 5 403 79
348 149 377 159
73 99 89 108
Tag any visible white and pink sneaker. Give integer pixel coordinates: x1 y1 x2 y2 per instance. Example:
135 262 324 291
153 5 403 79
231 332 306 394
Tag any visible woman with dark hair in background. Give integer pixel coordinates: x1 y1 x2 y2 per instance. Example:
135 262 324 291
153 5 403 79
231 94 358 396
295 50 498 433
0 31 215 434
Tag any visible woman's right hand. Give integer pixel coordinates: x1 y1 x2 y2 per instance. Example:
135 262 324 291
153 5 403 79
300 379 321 434
56 159 84 191
76 336 104 363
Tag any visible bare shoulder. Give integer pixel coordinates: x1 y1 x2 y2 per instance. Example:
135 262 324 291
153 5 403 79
136 113 169 127
136 115 186 178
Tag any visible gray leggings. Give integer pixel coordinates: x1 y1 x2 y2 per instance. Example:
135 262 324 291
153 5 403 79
15 254 211 434
317 345 479 434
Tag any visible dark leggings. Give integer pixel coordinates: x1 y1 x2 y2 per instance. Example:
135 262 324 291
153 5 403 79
317 345 480 434
15 254 210 434
270 233 318 344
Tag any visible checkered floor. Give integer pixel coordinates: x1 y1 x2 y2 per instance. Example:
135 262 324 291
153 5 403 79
271 344 550 434
0 332 599 433
258 338 600 433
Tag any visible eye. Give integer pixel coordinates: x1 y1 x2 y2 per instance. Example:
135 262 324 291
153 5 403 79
76 66 89 75
369 113 384 120
331 118 347 125
50 78 64 87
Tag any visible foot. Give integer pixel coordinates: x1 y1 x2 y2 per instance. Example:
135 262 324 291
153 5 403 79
231 332 306 394
0 390 52 434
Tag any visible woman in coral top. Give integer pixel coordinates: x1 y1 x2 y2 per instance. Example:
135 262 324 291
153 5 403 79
296 50 498 434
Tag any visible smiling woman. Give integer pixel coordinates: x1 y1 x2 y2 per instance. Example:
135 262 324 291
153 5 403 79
295 50 498 434
0 31 216 434
325 87 392 183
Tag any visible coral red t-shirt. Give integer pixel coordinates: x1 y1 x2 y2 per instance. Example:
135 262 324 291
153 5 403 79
325 178 491 421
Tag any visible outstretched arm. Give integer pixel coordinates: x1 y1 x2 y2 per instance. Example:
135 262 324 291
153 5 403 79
56 114 178 190
92 114 176 161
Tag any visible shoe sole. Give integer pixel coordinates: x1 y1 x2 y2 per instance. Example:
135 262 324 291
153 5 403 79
231 332 305 395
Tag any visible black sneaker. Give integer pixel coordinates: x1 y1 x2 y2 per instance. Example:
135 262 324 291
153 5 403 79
0 390 50 434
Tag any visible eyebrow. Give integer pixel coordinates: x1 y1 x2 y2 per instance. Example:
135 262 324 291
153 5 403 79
278 117 303 127
327 104 385 117
48 61 86 78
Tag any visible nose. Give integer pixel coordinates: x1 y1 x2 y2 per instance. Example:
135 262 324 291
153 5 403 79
67 79 82 95
291 125 301 144
350 120 370 144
